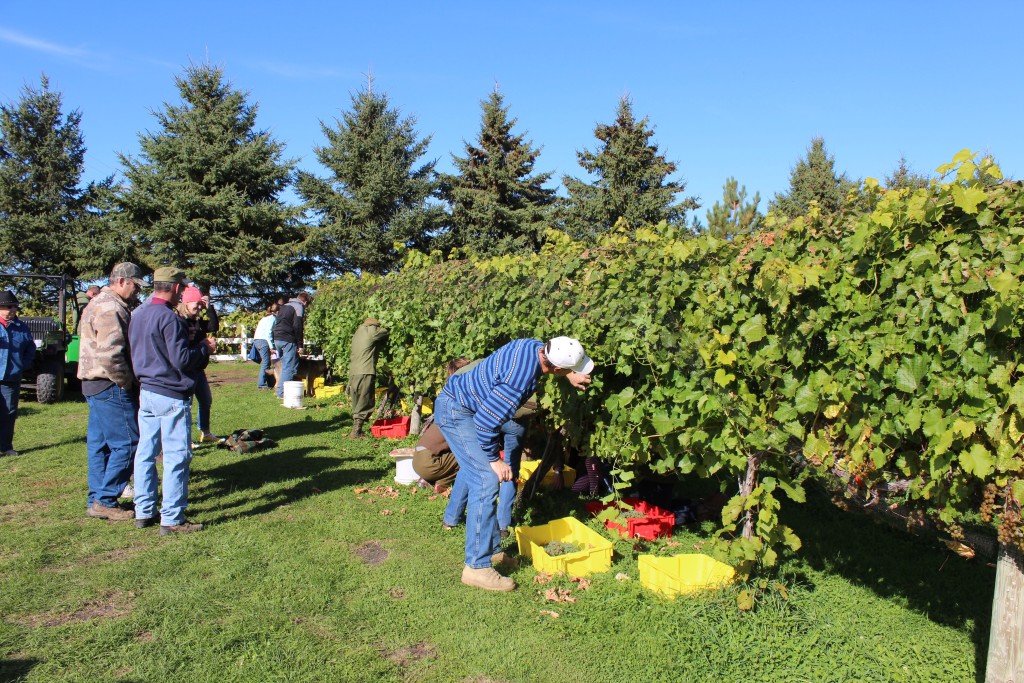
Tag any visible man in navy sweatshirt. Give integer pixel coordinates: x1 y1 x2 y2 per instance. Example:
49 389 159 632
435 336 594 591
129 267 216 535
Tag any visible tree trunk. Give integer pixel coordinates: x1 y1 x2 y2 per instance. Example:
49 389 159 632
986 541 1024 682
740 452 764 541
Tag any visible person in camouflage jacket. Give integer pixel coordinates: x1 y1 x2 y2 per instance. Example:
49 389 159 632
79 263 146 522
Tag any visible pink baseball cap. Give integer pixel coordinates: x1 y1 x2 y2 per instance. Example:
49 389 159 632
181 286 204 304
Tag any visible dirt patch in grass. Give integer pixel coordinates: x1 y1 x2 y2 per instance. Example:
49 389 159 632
12 589 134 628
353 541 388 566
41 542 145 573
385 641 436 667
0 498 51 524
292 616 338 640
135 630 155 642
389 587 406 599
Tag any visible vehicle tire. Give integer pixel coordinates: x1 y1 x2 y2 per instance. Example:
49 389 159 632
36 361 64 404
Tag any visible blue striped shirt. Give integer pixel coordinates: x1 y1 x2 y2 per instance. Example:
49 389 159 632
442 338 543 460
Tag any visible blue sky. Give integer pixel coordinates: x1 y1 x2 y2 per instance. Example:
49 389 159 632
1 1 1021 217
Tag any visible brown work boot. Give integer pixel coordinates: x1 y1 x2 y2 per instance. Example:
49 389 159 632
88 502 134 521
461 565 516 591
491 551 520 571
348 419 365 439
159 521 204 536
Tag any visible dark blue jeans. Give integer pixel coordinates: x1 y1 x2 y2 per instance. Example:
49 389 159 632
253 340 272 388
0 380 21 452
276 341 298 398
86 384 139 508
194 372 212 433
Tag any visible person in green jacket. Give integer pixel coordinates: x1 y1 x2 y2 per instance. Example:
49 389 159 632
347 317 389 438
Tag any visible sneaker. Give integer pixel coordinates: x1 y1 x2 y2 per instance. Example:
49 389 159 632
1 449 18 457
120 484 134 499
461 565 515 592
160 521 204 535
87 502 134 521
200 433 224 444
135 516 158 529
442 522 456 531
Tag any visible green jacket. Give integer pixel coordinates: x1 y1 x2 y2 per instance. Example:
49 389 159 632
348 320 388 377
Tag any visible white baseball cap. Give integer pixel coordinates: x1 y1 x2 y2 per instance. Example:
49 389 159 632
546 337 594 374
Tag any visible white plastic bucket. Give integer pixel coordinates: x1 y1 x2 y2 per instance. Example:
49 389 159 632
282 381 305 409
393 455 419 485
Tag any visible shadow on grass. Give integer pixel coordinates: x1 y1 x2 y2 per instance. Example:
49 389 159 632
782 487 994 681
195 426 388 524
17 433 87 455
0 657 39 682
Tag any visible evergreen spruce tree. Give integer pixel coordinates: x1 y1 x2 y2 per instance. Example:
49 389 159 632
769 136 853 218
296 82 443 275
561 96 698 242
884 155 930 191
440 90 555 257
0 75 117 289
703 177 761 239
117 63 301 303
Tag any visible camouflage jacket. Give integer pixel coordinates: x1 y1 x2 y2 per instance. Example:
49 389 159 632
77 287 135 389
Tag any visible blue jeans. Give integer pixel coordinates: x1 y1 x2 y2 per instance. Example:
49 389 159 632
435 393 502 569
0 380 20 452
194 372 212 433
86 384 139 508
443 419 524 531
253 340 272 387
276 341 298 398
134 389 193 526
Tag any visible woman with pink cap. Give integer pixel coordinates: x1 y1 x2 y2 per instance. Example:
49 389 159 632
177 285 222 446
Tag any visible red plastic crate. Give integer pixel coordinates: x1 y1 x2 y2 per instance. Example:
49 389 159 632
585 497 674 540
370 416 410 438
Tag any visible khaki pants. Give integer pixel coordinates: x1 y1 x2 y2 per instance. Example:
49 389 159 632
412 447 459 489
348 374 375 422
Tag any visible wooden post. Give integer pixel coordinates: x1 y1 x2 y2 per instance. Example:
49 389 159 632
986 541 1024 682
409 395 423 435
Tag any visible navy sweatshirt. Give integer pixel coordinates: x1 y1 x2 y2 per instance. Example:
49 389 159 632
129 298 211 400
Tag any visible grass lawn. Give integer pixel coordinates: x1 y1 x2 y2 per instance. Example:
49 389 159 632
0 362 995 682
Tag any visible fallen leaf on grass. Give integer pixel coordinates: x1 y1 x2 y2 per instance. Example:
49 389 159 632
569 577 592 591
539 610 560 618
427 495 437 501
354 487 370 495
543 588 575 603
399 507 407 514
380 509 392 516
665 540 682 547
533 571 553 585
615 573 630 582
441 489 452 498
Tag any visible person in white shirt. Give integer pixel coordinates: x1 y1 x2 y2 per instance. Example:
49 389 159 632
252 304 278 390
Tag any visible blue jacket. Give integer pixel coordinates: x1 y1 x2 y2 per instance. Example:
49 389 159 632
129 298 210 400
442 339 543 460
0 319 36 382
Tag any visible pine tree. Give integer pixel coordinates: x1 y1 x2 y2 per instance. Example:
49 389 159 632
769 137 853 218
884 155 930 191
561 96 698 242
296 82 443 275
117 63 301 303
440 90 555 258
703 177 761 239
0 75 117 289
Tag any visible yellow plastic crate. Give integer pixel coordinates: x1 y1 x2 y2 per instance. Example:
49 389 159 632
638 554 736 598
399 396 433 417
514 517 613 577
314 385 343 398
313 377 325 389
517 461 576 488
